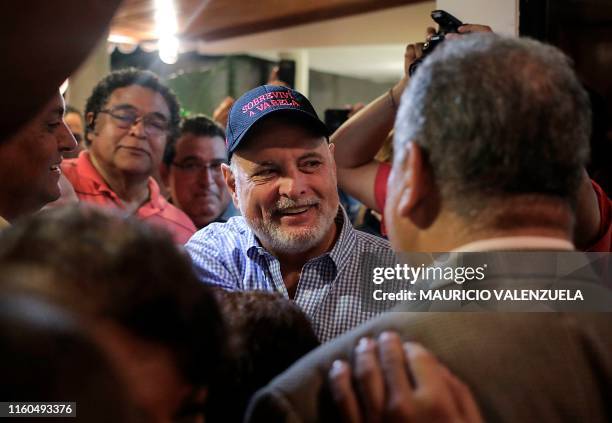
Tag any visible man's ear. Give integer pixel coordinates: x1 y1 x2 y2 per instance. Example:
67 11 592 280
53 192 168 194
396 143 439 229
85 111 96 144
328 142 337 176
86 112 95 131
221 162 240 208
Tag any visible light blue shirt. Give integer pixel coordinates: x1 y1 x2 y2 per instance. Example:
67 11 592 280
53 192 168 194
185 208 396 342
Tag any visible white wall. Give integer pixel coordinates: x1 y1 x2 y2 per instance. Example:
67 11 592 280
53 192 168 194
66 35 111 111
436 0 519 36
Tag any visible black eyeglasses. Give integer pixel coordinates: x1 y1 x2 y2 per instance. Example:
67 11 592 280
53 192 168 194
171 159 227 174
99 108 170 137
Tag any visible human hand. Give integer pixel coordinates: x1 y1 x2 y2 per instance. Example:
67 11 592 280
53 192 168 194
394 41 425 99
329 332 483 423
212 96 235 128
267 66 290 87
402 42 424 80
445 23 493 40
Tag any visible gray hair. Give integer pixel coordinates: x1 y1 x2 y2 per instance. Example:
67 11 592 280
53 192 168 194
394 34 591 214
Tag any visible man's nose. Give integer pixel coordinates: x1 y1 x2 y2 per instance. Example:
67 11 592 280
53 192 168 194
197 166 216 186
278 170 307 198
59 121 78 153
129 118 147 139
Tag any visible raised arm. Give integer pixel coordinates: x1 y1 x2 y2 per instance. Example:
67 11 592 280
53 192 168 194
332 43 416 169
334 25 493 212
333 43 421 210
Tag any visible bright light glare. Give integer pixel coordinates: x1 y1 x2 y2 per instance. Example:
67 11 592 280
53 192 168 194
159 36 179 64
154 0 179 64
107 34 138 44
60 79 69 95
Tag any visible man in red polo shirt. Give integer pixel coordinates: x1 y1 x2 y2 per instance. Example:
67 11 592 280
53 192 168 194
62 68 195 243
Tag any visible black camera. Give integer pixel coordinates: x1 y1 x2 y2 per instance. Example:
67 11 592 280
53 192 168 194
408 10 463 76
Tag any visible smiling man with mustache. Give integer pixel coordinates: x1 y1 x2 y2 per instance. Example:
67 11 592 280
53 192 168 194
186 85 395 342
61 68 196 243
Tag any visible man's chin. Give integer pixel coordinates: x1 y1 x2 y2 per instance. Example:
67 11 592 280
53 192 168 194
115 159 151 176
38 188 62 211
267 229 326 253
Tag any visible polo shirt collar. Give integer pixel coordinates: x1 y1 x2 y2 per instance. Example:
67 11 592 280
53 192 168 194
138 178 166 217
77 151 166 215
75 151 116 198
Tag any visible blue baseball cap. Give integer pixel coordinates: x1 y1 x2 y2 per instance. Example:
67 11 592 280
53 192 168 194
226 85 329 157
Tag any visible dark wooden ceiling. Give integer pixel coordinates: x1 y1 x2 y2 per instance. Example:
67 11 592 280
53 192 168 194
111 0 420 42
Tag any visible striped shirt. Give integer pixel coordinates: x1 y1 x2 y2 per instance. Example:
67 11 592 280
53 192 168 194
185 208 396 342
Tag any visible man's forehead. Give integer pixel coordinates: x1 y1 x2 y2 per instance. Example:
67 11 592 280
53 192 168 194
107 85 170 115
239 125 327 156
235 140 328 166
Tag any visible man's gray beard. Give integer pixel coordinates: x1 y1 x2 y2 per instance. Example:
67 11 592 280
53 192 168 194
246 205 337 255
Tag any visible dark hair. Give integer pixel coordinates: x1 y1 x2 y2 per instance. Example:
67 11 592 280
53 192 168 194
85 68 181 143
395 34 590 214
0 206 226 389
206 290 320 422
162 114 226 165
0 278 140 422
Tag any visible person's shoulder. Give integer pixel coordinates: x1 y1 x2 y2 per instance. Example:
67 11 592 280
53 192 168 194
188 216 251 245
154 198 196 231
60 152 99 192
61 156 79 168
185 217 253 271
60 157 80 180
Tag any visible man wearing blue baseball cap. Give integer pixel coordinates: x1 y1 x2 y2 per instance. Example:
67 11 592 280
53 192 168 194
185 85 395 342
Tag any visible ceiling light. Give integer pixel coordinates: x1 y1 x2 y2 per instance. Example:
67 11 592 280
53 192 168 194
154 0 179 64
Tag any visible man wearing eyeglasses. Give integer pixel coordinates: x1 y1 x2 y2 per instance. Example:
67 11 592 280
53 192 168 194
161 115 239 229
61 68 196 243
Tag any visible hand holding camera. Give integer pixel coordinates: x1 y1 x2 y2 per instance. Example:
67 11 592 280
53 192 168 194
408 10 464 76
407 11 493 77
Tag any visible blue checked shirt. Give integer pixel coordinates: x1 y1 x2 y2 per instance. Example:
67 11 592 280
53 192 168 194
185 208 396 342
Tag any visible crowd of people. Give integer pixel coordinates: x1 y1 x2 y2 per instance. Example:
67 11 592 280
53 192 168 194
1 5 611 423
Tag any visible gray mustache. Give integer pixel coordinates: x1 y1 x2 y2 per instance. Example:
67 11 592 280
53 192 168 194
273 197 319 213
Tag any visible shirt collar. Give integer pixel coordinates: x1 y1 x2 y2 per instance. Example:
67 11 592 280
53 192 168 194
77 151 116 197
220 201 239 221
326 206 357 269
138 178 165 216
452 236 575 252
246 226 265 259
78 151 166 215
